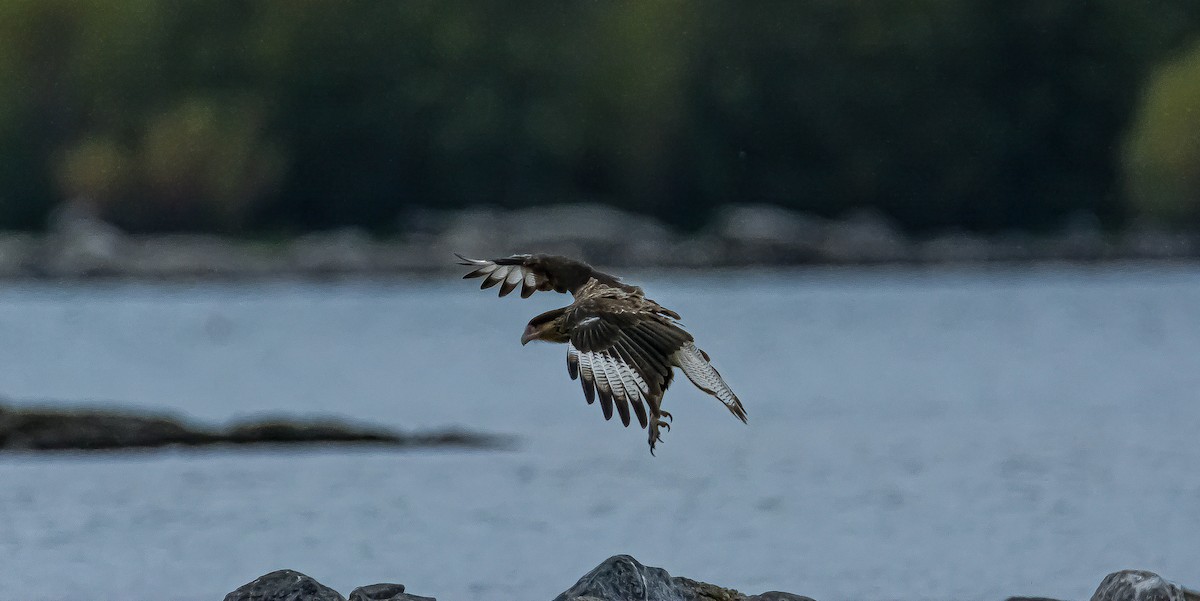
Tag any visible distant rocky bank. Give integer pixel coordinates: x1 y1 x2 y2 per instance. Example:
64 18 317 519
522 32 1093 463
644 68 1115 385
2 203 1197 280
0 401 510 452
223 556 1198 601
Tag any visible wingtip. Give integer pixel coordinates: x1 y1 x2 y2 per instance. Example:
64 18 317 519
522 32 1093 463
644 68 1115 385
731 399 748 424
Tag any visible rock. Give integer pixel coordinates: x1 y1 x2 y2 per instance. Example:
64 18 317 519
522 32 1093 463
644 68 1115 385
290 228 375 274
987 231 1038 261
508 203 676 266
437 203 676 267
348 582 436 601
745 594 816 601
552 555 812 601
710 204 826 264
820 209 911 263
918 230 995 263
1119 222 1199 259
0 232 40 277
224 418 403 445
553 555 682 601
0 400 509 452
42 199 128 277
1090 570 1190 601
224 569 346 601
1034 212 1111 261
438 206 511 258
0 406 215 451
126 234 279 278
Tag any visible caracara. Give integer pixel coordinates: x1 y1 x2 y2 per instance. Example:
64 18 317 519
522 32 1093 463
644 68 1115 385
456 253 746 454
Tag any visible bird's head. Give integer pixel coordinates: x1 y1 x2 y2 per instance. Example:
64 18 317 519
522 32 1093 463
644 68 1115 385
521 307 570 345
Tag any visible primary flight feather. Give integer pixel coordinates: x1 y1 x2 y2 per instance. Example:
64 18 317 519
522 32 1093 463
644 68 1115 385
456 252 746 454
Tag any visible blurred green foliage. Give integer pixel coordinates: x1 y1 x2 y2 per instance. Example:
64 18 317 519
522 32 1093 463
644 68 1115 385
1124 37 1200 227
0 1 1199 233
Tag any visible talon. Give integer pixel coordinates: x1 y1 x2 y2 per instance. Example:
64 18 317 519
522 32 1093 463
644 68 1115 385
660 410 673 423
660 421 671 433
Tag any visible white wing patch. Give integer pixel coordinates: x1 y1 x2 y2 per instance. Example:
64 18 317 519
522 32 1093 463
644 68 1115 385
456 254 544 298
565 343 651 428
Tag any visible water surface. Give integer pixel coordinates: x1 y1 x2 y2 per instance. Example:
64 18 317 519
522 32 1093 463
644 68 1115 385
0 265 1197 601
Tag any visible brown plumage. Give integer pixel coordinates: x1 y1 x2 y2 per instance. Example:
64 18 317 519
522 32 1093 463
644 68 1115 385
456 252 747 454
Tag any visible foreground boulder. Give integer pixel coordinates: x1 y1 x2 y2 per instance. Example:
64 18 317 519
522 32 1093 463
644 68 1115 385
221 561 1200 601
1090 570 1195 601
223 556 810 601
348 583 435 601
552 555 813 601
224 570 346 601
0 401 509 452
224 571 435 601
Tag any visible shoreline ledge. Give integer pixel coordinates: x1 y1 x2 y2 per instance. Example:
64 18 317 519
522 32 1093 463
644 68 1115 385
3 203 1198 280
222 557 1197 601
0 401 512 452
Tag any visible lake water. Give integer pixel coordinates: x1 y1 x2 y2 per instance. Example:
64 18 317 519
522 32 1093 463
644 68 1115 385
0 265 1198 601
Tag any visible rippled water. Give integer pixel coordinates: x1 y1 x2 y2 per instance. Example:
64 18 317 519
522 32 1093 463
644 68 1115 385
1 265 1198 601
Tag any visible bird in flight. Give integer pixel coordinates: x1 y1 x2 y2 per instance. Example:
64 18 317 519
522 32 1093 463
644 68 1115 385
456 253 746 454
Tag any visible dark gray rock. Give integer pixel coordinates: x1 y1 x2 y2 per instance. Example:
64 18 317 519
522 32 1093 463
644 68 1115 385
222 554 815 601
127 233 279 278
745 593 816 601
0 232 40 277
223 419 403 445
224 569 345 601
553 555 684 601
552 555 811 601
1033 212 1111 261
42 199 128 277
289 228 375 273
711 204 826 264
362 584 433 601
1090 571 1189 601
0 400 508 452
918 230 995 263
437 203 676 267
348 582 436 601
348 584 405 601
820 208 911 263
0 406 216 450
1119 222 1199 259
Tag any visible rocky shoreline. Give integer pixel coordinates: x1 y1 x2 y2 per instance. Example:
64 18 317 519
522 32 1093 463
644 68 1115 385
222 555 1198 601
2 203 1197 280
0 401 510 452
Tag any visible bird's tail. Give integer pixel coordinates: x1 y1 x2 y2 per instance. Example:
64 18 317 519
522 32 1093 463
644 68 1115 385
673 342 747 422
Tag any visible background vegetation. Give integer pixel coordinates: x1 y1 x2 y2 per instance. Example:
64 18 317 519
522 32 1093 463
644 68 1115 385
1 1 1200 235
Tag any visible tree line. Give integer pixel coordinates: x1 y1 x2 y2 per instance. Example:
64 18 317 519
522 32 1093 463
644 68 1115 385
2 1 1199 234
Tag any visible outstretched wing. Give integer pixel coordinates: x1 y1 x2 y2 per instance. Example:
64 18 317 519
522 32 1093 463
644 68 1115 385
455 253 630 298
564 300 692 428
456 253 551 298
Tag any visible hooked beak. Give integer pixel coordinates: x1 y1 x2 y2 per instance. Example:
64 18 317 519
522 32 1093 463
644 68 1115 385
520 326 536 346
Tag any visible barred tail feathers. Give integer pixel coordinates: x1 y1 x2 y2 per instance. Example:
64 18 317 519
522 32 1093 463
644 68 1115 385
673 342 747 423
